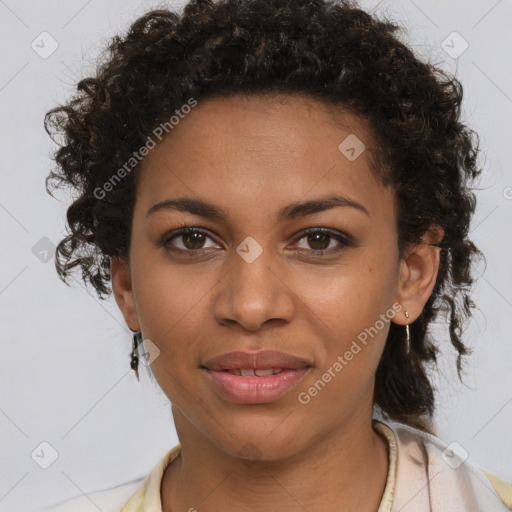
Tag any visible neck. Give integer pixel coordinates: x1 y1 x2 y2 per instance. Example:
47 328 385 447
161 407 389 512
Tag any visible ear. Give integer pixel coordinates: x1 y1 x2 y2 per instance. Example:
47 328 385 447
394 226 444 325
111 256 140 332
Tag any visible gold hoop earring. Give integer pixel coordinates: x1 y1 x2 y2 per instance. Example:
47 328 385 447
404 311 410 355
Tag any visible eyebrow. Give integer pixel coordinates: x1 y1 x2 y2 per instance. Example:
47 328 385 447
146 194 370 221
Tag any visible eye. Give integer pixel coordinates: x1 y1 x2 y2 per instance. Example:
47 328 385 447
162 227 218 253
161 226 355 256
291 228 354 255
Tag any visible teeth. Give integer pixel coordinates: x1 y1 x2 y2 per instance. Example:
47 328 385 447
254 368 274 376
224 368 284 376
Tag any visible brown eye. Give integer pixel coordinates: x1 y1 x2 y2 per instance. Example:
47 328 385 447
293 229 353 255
304 232 331 251
179 231 207 250
163 227 218 253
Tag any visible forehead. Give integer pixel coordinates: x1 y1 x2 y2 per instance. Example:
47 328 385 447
135 93 394 222
148 93 376 154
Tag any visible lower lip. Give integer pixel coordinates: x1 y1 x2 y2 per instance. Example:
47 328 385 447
203 368 311 404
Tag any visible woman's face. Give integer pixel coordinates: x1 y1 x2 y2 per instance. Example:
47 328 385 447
114 93 408 459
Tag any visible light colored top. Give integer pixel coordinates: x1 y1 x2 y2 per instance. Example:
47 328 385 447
46 419 512 511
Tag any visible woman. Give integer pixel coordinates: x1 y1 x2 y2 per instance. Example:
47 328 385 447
44 0 512 510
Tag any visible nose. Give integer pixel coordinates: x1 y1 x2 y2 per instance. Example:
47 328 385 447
212 248 295 333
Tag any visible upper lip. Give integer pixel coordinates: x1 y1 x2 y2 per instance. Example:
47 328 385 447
202 350 312 371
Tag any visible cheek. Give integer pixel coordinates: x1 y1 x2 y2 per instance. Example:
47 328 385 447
300 252 398 337
295 253 398 385
130 244 213 359
297 273 395 413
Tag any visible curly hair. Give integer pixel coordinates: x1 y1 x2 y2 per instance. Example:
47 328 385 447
44 0 484 433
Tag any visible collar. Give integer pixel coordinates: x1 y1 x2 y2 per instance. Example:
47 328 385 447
121 420 398 511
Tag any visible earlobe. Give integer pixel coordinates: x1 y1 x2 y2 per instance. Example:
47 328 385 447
395 227 444 324
111 256 140 332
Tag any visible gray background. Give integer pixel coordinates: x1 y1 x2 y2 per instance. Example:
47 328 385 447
0 0 511 510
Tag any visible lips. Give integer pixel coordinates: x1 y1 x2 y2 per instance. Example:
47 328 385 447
202 349 312 371
201 350 313 403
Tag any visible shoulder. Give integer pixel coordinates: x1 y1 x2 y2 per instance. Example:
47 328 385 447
480 469 512 510
45 444 182 512
377 419 512 511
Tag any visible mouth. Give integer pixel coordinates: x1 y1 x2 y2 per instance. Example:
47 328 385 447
202 349 312 372
201 349 313 403
201 366 312 404
216 367 293 376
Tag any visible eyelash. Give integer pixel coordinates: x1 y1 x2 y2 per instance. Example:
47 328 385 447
161 226 355 257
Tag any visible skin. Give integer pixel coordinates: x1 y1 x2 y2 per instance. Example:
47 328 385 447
112 93 443 511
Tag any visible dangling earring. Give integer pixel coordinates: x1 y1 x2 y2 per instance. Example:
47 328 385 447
130 331 141 381
404 311 410 355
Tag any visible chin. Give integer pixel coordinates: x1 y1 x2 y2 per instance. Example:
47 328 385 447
215 417 309 461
